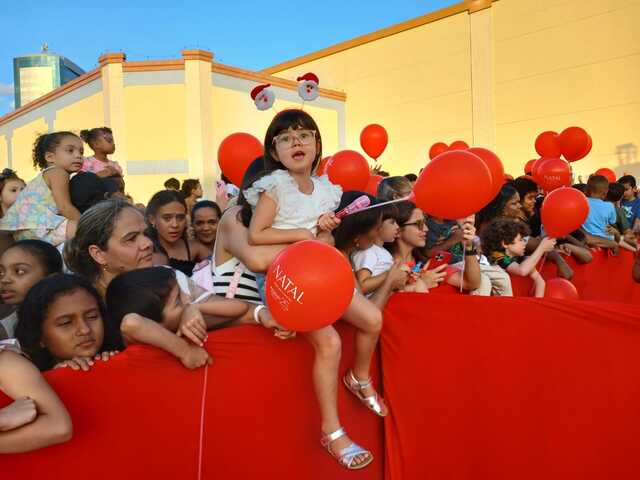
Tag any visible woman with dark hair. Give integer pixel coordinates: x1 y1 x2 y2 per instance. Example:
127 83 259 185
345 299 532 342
14 274 119 372
145 190 210 276
476 183 523 234
191 200 222 255
388 201 482 292
64 199 155 296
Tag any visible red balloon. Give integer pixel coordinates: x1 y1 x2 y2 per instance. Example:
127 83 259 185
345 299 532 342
524 159 536 175
558 127 590 161
531 157 546 178
265 240 354 331
533 157 571 192
535 131 561 157
541 187 589 238
316 156 331 176
413 150 493 219
544 278 579 300
594 167 616 184
365 174 383 196
360 124 388 160
326 150 370 192
468 147 505 200
504 174 514 181
429 142 448 160
217 133 264 187
448 140 469 151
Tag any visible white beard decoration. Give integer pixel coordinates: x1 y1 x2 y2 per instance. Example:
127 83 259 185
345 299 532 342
251 84 275 111
296 73 320 102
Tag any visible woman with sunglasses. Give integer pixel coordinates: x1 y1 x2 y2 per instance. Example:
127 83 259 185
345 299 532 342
389 201 482 292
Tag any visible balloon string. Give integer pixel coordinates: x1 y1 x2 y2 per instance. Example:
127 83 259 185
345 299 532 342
197 365 209 480
460 242 465 293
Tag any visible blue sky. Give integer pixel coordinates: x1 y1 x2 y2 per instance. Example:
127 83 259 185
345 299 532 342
0 1 457 115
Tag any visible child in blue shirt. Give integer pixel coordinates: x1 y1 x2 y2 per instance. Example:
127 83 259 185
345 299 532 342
581 175 619 253
619 175 640 233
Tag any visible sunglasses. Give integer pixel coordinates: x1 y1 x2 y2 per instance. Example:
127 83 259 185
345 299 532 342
402 219 426 230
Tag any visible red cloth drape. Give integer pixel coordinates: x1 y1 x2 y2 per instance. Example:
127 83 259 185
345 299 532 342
381 293 640 479
0 323 384 479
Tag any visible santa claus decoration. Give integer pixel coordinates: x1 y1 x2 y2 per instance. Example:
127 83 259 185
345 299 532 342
250 84 275 111
297 73 319 101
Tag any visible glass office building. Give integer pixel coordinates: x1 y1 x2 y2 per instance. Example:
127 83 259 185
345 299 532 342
13 51 84 108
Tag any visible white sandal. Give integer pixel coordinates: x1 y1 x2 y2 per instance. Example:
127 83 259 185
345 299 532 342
320 427 373 470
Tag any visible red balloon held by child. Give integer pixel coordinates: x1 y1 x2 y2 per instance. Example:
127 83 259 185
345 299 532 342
218 133 264 187
448 140 469 151
360 124 388 160
326 150 370 192
558 127 591 162
540 187 589 238
545 278 579 300
412 150 493 219
365 174 383 196
468 147 504 200
535 131 561 158
265 240 355 332
594 167 616 184
533 157 571 192
429 142 448 160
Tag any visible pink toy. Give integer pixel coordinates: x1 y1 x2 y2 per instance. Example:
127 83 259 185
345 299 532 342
335 195 371 219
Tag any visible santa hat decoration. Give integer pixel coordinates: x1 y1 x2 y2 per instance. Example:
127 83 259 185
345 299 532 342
250 83 275 111
297 72 320 102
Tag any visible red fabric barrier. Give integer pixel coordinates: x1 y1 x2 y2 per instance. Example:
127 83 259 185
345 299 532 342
381 293 640 480
511 249 640 303
0 324 384 479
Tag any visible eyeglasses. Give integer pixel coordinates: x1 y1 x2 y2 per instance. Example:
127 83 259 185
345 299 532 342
402 219 427 230
272 130 316 149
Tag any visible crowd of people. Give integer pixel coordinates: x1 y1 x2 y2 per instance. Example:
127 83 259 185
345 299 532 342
0 111 639 467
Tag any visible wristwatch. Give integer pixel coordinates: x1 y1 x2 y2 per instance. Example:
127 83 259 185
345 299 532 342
464 247 478 256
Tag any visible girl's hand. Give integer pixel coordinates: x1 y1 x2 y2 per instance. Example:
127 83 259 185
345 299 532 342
540 237 557 253
0 397 37 432
255 307 296 340
54 357 95 371
388 261 409 290
179 344 212 369
317 212 341 232
94 351 119 362
177 305 208 346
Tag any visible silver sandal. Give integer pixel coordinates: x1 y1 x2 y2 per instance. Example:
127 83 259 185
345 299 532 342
320 427 374 470
343 369 388 417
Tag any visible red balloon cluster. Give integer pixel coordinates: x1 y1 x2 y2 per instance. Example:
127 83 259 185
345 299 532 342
534 127 592 162
428 140 470 160
413 149 499 219
265 240 355 331
360 124 388 160
365 174 383 196
217 133 264 187
326 150 370 192
540 187 589 238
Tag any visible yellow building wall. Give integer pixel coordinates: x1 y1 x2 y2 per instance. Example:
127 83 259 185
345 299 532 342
211 85 340 169
491 0 639 179
10 118 49 182
54 92 104 139
0 136 7 169
124 84 188 203
273 11 473 176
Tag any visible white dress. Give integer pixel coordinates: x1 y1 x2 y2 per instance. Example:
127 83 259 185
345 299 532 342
243 170 342 235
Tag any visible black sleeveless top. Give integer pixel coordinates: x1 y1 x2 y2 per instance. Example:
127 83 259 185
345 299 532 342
158 238 197 277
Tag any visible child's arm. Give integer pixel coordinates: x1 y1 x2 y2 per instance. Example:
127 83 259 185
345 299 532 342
530 270 545 298
558 242 593 263
369 262 408 309
507 237 556 276
424 227 464 258
45 168 81 221
120 313 211 369
0 351 72 453
355 268 389 295
248 193 314 245
582 230 620 253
